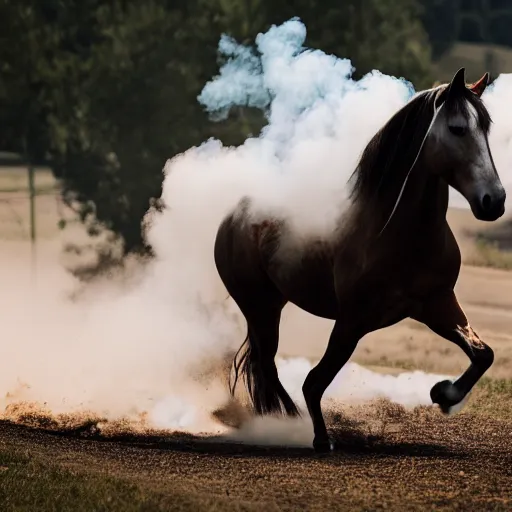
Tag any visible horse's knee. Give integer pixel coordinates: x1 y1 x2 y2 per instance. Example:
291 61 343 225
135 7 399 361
477 344 494 369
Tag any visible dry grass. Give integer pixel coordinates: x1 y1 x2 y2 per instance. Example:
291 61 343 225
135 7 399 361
0 166 57 194
0 166 79 241
464 237 512 270
433 41 512 83
468 377 512 420
351 319 512 380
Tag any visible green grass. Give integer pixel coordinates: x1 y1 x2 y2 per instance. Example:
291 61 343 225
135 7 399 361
0 449 165 512
0 446 252 512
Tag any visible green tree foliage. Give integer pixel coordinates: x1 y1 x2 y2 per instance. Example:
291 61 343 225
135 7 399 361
46 1 229 252
271 0 433 89
0 0 435 255
458 0 512 47
419 0 512 57
0 1 59 162
419 0 459 59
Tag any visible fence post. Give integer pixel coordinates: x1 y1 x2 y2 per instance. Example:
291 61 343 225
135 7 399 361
23 139 37 282
28 161 36 245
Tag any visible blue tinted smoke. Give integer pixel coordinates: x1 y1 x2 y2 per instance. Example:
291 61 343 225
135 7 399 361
198 18 416 130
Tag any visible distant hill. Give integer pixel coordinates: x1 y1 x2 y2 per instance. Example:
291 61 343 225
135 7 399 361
433 42 512 83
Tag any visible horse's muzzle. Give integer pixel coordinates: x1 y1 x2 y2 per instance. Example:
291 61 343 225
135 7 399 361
471 187 506 222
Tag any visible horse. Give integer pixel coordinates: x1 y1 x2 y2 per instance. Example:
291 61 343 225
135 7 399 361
213 68 506 452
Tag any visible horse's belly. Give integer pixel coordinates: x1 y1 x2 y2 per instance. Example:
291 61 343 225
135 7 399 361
266 255 338 320
287 290 338 320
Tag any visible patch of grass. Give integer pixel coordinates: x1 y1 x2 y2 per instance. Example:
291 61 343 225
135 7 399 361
477 376 512 395
466 377 512 420
359 359 512 420
0 449 161 511
0 184 57 194
465 238 512 270
0 447 244 512
362 357 419 372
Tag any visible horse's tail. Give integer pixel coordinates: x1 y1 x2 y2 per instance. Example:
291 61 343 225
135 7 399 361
228 331 250 398
229 329 300 416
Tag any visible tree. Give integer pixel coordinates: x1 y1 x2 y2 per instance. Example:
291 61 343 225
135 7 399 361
419 0 459 59
0 0 435 258
48 1 225 252
458 0 512 47
0 1 59 163
263 0 434 89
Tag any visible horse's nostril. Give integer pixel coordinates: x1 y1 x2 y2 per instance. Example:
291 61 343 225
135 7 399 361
482 193 492 211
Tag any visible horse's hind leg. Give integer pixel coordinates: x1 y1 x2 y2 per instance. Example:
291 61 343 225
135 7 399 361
412 290 494 414
240 306 300 416
302 320 362 453
214 212 299 416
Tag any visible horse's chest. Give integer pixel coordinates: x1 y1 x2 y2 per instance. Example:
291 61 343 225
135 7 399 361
380 231 459 296
350 257 458 327
375 267 455 324
406 272 449 296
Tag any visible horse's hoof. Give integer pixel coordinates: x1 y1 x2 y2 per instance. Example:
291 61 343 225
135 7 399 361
430 380 466 415
313 438 334 454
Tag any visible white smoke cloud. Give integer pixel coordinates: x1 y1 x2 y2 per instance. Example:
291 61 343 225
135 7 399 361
1 19 509 443
192 19 415 239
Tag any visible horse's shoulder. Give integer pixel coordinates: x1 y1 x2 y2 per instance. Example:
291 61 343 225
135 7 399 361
406 222 461 294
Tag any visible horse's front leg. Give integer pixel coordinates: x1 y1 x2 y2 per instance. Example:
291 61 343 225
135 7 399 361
412 290 494 414
302 319 365 453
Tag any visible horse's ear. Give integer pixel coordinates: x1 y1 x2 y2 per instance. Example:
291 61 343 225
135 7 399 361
447 67 466 99
468 72 489 97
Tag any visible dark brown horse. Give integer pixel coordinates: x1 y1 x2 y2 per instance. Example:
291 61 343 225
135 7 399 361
214 68 506 452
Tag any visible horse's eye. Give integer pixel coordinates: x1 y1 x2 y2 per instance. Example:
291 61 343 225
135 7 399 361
448 125 467 137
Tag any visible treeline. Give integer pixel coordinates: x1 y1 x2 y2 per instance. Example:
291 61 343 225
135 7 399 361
0 0 471 253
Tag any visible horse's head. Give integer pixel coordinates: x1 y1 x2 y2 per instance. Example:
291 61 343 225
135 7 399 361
429 68 505 221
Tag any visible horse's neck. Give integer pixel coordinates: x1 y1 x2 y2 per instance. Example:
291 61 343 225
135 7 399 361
414 173 450 229
374 166 450 240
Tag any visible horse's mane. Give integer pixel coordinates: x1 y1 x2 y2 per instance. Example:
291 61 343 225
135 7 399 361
349 84 492 204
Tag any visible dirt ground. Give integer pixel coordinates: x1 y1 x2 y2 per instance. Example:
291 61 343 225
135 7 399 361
1 406 511 511
1 169 511 510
